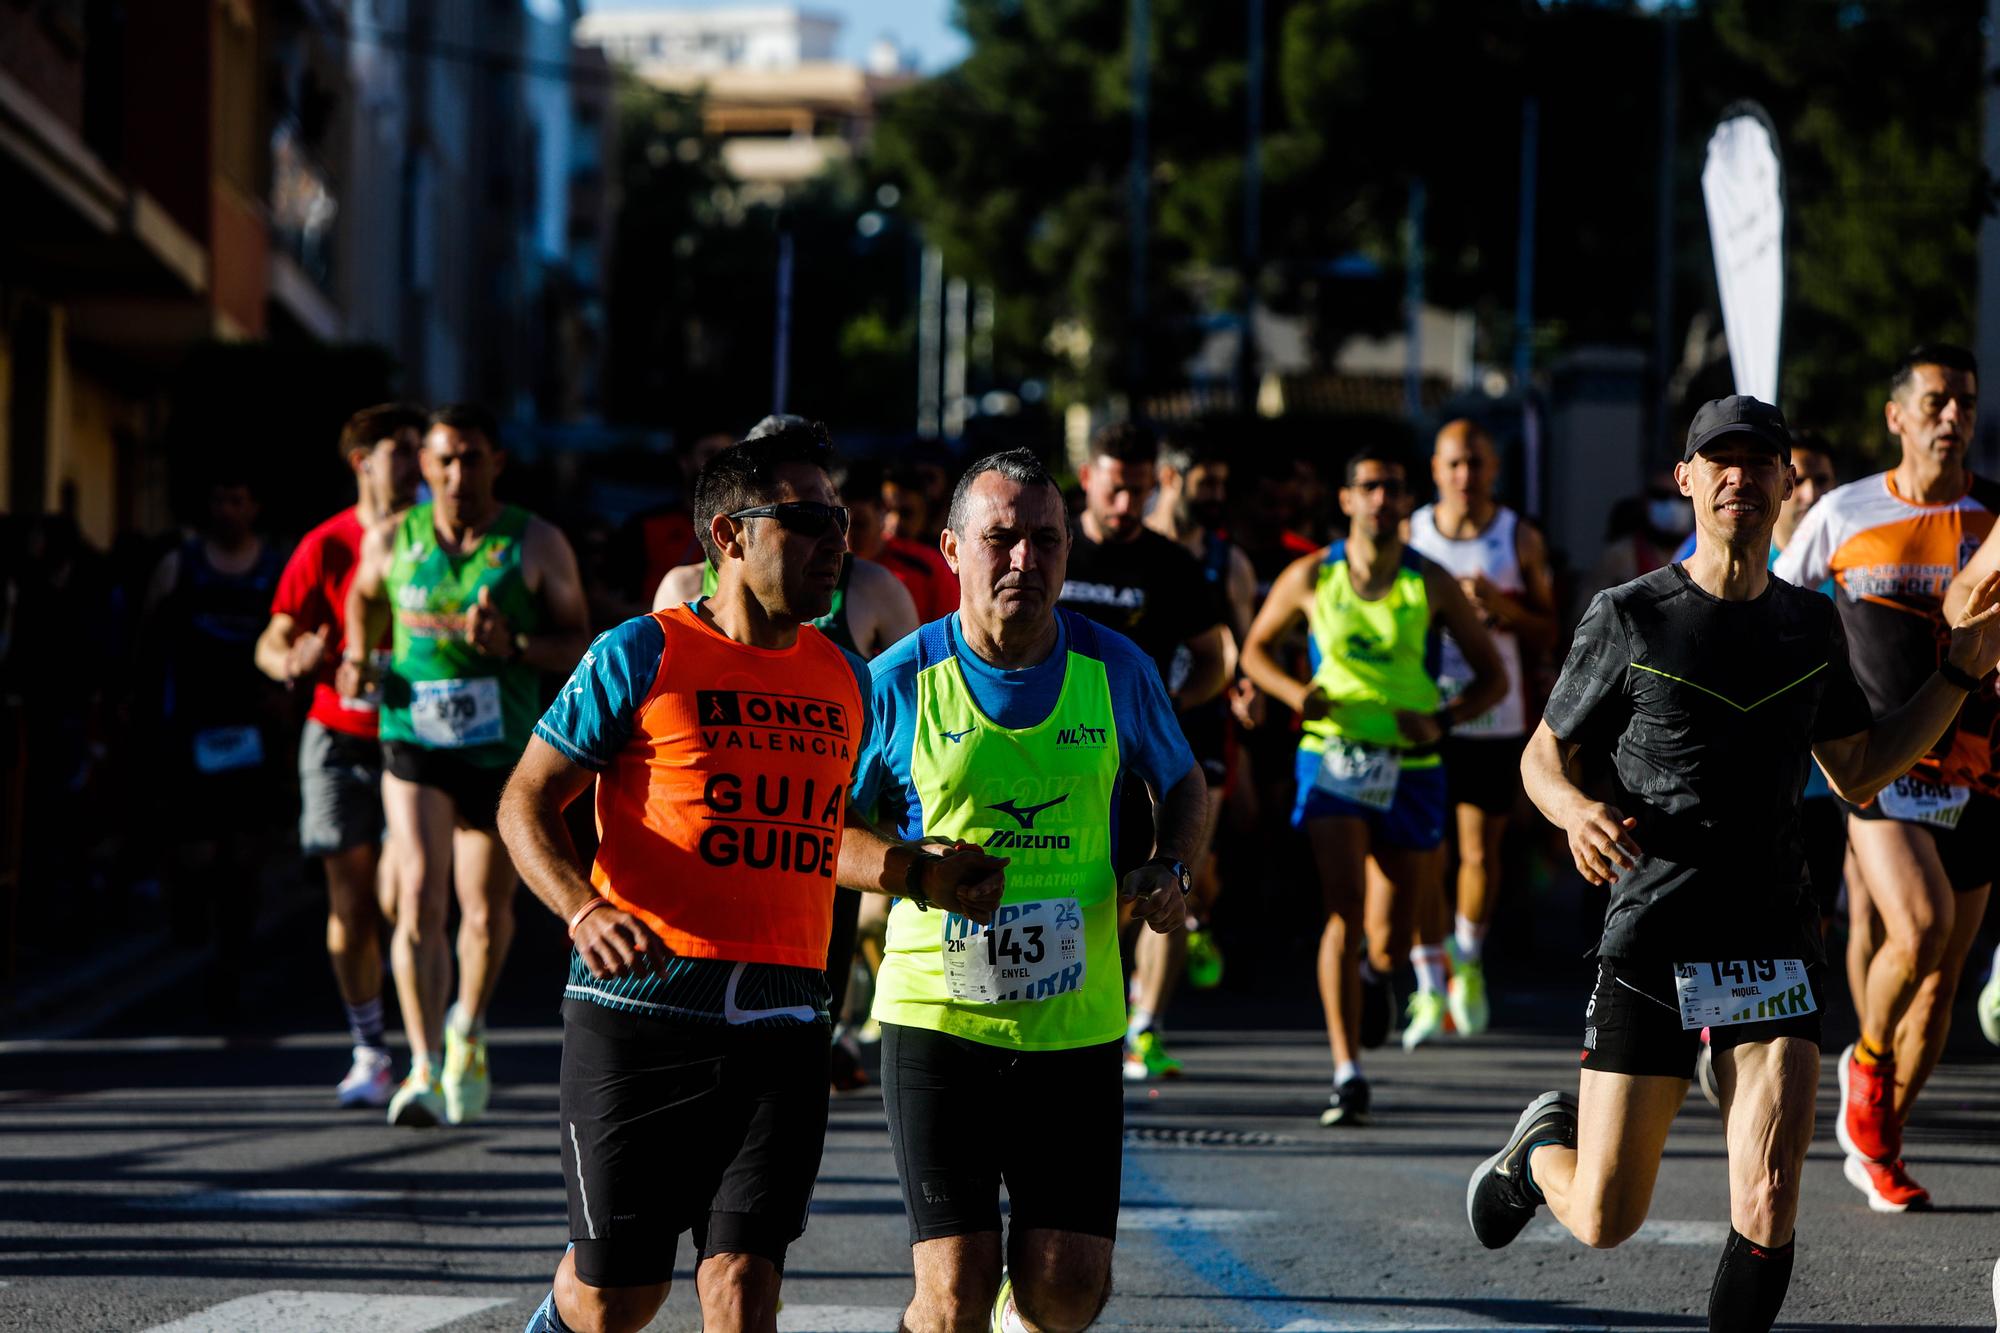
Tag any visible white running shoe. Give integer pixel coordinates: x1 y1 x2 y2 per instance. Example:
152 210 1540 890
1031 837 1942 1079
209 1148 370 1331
1977 969 2000 1047
336 1045 395 1108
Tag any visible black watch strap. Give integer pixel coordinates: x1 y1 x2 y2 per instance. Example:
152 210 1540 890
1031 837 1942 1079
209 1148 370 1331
1149 856 1193 895
901 849 931 911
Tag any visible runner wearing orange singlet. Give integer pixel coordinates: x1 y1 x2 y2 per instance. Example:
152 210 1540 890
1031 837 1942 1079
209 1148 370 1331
501 423 1006 1333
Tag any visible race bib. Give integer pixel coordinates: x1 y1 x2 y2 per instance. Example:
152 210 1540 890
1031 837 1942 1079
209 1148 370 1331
1672 959 1816 1031
1312 741 1401 811
942 898 1086 1004
339 649 392 713
410 677 503 748
192 725 265 775
1875 775 1970 829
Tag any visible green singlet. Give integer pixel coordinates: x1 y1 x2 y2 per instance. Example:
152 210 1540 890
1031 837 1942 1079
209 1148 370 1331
871 618 1125 1051
698 554 858 655
1299 541 1442 769
379 503 542 766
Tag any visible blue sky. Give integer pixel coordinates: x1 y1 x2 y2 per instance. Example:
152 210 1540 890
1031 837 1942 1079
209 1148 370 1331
582 1 968 72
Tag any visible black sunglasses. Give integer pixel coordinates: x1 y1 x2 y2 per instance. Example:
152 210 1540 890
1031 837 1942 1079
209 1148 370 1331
727 501 851 538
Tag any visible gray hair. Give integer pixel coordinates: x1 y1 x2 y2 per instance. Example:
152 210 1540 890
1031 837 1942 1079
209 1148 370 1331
946 448 1062 534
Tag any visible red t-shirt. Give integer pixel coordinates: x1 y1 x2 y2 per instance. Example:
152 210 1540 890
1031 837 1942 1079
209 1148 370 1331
270 507 382 739
875 534 960 622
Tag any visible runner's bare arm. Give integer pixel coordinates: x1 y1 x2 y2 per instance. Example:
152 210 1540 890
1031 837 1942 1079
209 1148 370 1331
1225 546 1258 649
1817 570 2000 803
1425 562 1510 724
835 808 1008 925
253 611 325 684
1175 623 1233 710
1943 523 2000 623
1492 519 1559 657
1520 719 1641 886
1240 552 1320 714
851 557 920 657
507 518 593 674
497 735 666 980
651 562 706 612
1117 764 1210 933
337 519 397 698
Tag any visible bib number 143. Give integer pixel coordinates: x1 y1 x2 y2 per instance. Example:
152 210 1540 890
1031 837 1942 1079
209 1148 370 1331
942 898 1085 1004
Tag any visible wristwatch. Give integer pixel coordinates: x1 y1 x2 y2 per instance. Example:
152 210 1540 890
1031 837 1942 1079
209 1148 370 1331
902 848 932 911
1149 857 1193 896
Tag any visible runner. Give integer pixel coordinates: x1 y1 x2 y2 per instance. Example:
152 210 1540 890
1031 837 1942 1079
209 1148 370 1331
1149 431 1261 992
1466 395 2000 1333
850 447 1205 1333
853 456 961 621
1059 422 1230 1082
1773 344 1999 1210
503 425 1005 1333
254 403 423 1105
1408 420 1557 1037
145 462 290 1015
1241 444 1505 1125
340 404 592 1127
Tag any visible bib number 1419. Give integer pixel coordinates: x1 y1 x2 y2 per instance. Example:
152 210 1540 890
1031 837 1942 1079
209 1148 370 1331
1672 958 1814 1031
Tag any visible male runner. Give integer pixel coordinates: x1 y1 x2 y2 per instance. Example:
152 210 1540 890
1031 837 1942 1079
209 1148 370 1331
851 447 1204 1333
1241 444 1505 1125
1059 423 1230 1082
1467 395 2000 1333
1408 420 1557 1037
503 426 1004 1333
1774 344 1999 1210
341 404 592 1127
255 403 423 1104
1149 433 1261 991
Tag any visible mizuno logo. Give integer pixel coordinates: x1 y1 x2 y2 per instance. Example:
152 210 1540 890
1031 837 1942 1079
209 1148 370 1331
940 726 973 743
984 795 1068 829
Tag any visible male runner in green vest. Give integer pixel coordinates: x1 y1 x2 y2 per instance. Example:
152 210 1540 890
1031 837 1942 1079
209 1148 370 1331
341 404 592 1127
846 448 1207 1333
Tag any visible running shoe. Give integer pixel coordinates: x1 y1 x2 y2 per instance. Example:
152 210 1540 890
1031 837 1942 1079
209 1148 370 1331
1842 1154 1932 1213
336 1044 395 1109
1466 1089 1577 1249
1695 1037 1721 1110
1836 1042 1898 1163
1447 952 1490 1036
442 1015 491 1126
387 1066 446 1128
1124 1030 1184 1081
1977 969 2000 1047
1403 990 1448 1051
1359 965 1392 1050
1185 928 1225 990
1319 1076 1371 1127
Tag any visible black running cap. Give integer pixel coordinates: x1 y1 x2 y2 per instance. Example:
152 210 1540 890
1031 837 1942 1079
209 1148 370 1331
1684 395 1791 462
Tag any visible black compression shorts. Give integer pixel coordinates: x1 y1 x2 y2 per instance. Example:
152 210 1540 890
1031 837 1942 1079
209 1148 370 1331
382 741 508 830
1580 956 1824 1080
880 1023 1122 1244
1440 735 1527 817
559 1000 830 1287
1844 785 2000 893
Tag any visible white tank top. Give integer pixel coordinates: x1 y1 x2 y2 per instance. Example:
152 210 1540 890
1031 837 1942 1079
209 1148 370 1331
1408 503 1527 738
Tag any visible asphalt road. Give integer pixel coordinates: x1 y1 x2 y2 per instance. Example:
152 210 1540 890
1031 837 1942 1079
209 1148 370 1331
3 895 1998 1333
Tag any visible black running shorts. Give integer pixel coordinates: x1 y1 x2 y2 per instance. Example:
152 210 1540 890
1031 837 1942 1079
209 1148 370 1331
1579 956 1824 1081
1800 796 1844 919
558 999 831 1287
382 741 508 829
880 1023 1122 1244
1844 787 2000 894
1440 735 1527 817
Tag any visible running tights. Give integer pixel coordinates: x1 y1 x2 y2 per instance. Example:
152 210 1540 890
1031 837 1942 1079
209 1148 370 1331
1708 1228 1794 1333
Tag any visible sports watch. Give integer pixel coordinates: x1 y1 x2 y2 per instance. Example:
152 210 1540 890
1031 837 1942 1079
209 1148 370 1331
1149 857 1193 896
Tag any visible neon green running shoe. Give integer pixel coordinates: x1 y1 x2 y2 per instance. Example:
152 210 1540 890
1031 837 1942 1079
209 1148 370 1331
1978 968 2000 1047
1123 1030 1184 1081
990 1272 1016 1333
1402 990 1448 1051
1448 954 1491 1036
387 1065 446 1128
1185 928 1225 990
442 1013 490 1125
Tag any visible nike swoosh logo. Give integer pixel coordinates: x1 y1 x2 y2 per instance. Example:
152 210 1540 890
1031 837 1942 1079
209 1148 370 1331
722 961 818 1027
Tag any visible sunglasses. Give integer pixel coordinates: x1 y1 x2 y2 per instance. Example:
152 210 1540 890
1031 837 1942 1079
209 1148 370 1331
727 501 851 538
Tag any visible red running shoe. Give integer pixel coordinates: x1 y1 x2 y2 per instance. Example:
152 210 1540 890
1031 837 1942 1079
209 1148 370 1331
1836 1042 1899 1163
1843 1154 1932 1212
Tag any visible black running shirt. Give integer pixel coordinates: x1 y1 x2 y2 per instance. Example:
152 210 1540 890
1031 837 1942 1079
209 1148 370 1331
1545 564 1872 963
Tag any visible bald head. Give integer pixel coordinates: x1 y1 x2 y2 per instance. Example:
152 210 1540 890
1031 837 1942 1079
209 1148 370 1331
1431 419 1498 508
